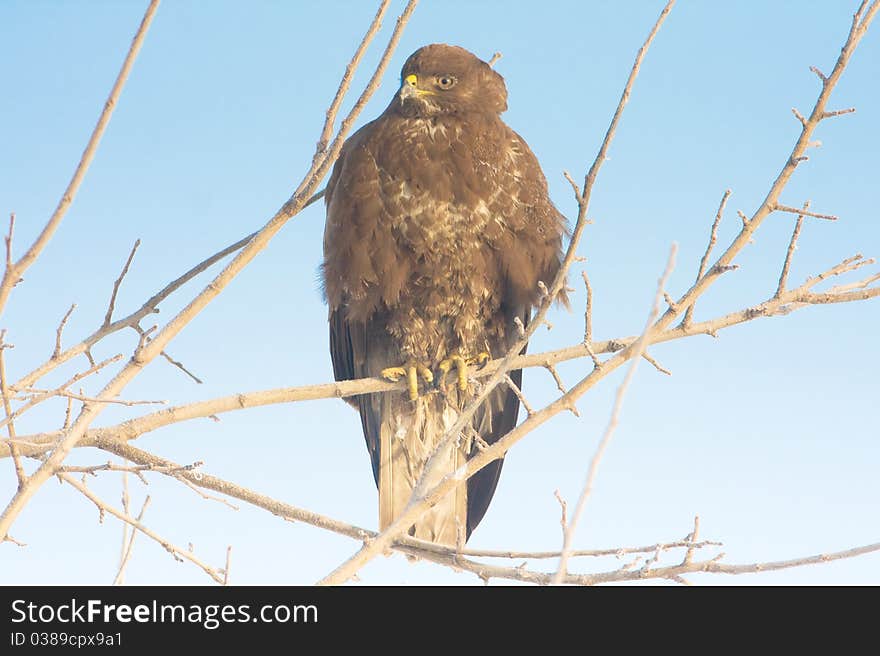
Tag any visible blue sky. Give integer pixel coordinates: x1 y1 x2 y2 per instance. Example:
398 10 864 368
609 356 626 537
1 1 878 585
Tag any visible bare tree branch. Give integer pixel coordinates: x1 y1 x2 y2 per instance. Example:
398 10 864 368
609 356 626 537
61 473 224 584
12 189 324 396
0 0 420 543
87 436 880 586
3 247 877 463
0 0 161 317
658 0 879 334
313 0 393 160
553 244 678 583
0 354 123 431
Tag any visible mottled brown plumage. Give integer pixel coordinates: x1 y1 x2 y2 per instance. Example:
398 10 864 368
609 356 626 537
322 44 566 545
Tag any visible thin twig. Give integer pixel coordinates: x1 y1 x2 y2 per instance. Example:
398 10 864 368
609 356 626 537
683 515 700 565
641 351 671 375
4 214 15 272
0 333 25 489
62 396 73 430
774 203 838 221
582 270 594 345
803 253 872 288
112 493 150 585
546 364 567 394
503 374 534 415
563 170 584 204
554 489 568 540
133 324 202 384
104 240 141 327
0 331 16 439
223 546 232 586
776 202 809 297
114 470 132 585
684 189 730 326
52 304 77 360
20 388 165 408
178 478 240 510
821 107 856 119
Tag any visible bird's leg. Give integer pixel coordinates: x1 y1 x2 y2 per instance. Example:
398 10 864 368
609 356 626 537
438 352 490 392
381 362 434 401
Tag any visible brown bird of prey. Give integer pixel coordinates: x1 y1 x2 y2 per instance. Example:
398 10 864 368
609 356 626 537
322 44 566 546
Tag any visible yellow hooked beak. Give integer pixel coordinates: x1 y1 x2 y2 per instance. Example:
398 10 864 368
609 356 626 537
399 73 432 100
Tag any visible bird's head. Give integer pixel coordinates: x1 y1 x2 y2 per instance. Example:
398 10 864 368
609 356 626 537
394 44 508 117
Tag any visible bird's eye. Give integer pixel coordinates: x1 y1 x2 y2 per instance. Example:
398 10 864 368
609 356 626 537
435 75 457 90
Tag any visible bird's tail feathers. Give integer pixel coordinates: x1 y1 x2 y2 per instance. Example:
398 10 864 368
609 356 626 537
378 393 469 548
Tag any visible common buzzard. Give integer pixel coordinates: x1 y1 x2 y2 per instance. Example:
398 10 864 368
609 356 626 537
322 44 566 546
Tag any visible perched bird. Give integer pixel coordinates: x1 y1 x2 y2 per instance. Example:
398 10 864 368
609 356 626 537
322 44 566 546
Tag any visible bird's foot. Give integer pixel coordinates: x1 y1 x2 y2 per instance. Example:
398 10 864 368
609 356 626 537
381 362 434 401
438 352 490 391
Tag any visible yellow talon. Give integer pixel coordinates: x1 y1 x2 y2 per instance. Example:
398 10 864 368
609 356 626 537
438 355 468 391
438 352 492 392
381 366 407 381
417 365 434 384
471 351 490 367
381 363 434 400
